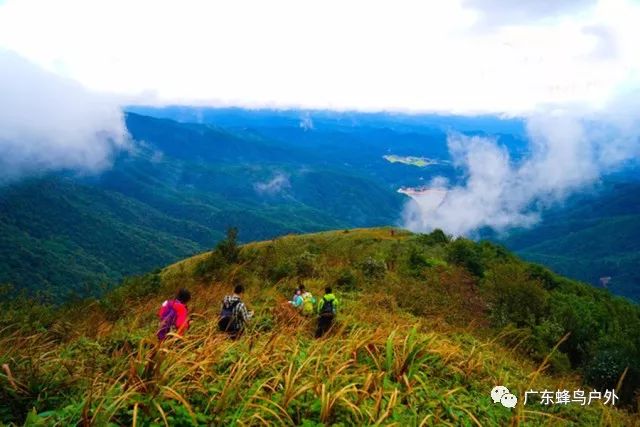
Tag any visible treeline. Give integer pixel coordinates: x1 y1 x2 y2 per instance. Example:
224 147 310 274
439 235 640 405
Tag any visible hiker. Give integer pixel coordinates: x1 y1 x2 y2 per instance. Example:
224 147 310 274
218 284 253 339
290 284 316 316
315 287 338 338
290 287 301 305
156 288 191 341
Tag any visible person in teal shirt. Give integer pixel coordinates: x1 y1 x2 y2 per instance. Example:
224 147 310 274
289 284 316 315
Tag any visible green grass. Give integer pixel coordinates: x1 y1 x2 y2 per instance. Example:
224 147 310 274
1 228 638 426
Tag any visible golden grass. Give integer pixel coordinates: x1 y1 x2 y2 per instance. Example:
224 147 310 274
2 228 638 426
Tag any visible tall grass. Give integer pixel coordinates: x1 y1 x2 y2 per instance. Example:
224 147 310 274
1 228 638 426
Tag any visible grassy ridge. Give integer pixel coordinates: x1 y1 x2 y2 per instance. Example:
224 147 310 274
1 228 639 425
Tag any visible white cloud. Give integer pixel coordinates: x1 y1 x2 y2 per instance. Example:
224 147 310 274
402 94 640 235
0 0 637 114
0 50 128 182
254 173 291 196
299 114 314 131
462 0 597 29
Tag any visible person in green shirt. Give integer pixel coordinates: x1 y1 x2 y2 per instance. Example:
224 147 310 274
315 287 338 338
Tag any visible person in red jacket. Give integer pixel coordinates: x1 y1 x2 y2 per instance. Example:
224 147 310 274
157 288 191 341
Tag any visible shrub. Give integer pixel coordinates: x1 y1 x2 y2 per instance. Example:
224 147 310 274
295 251 317 277
195 251 226 279
445 238 484 277
359 256 387 280
334 268 358 291
416 229 450 246
100 273 161 321
584 347 630 390
528 319 571 373
217 227 240 264
407 247 431 273
482 263 548 328
195 227 241 279
526 263 561 291
268 260 295 281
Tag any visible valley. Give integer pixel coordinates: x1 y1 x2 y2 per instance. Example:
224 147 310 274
1 108 638 303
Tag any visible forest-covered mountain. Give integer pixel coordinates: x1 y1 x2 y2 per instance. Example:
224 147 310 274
1 108 639 302
1 111 430 298
498 177 640 301
133 107 640 302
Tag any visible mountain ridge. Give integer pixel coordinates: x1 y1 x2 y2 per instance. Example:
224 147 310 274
2 227 639 425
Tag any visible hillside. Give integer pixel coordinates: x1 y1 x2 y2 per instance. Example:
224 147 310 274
501 179 640 301
0 113 408 299
2 228 639 425
3 108 639 304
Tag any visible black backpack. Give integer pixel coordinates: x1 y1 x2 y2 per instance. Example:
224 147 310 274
320 297 336 317
218 300 240 332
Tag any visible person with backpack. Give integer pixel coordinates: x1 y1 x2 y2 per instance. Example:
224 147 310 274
218 284 253 339
289 287 301 306
315 287 338 338
156 288 191 341
290 284 316 316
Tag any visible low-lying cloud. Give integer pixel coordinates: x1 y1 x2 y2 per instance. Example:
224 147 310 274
254 172 291 196
299 114 314 131
402 96 640 236
0 50 128 183
463 0 597 29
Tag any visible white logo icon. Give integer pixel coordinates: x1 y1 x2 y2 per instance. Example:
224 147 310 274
491 386 518 408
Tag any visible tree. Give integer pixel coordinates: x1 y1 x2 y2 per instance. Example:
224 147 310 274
217 227 240 264
446 238 484 277
482 262 548 328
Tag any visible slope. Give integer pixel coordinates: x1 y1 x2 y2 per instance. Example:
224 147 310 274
0 113 405 299
2 228 638 425
502 179 640 301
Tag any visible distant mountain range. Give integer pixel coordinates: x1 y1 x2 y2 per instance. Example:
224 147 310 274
497 177 640 301
0 107 638 302
1 110 455 298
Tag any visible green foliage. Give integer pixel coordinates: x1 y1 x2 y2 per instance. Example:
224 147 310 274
99 272 162 321
217 227 240 264
445 238 485 277
267 259 295 281
1 293 57 333
584 347 630 390
333 268 358 291
416 228 450 246
500 180 640 302
527 319 571 373
408 247 431 271
295 251 317 277
1 227 639 424
526 263 563 290
194 251 226 279
481 263 548 328
195 227 243 280
359 256 387 280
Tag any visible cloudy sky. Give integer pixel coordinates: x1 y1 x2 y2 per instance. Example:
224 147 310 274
1 0 639 234
1 0 638 114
